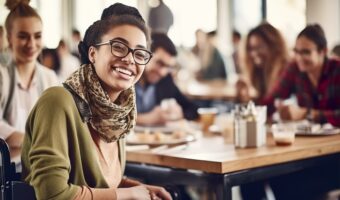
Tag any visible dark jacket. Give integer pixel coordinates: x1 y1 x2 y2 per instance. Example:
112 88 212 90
155 74 199 120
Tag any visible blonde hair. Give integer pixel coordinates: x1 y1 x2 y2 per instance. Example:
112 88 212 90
5 0 41 35
240 22 289 99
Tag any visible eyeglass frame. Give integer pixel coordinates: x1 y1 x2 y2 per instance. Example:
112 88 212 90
293 48 318 57
94 39 153 65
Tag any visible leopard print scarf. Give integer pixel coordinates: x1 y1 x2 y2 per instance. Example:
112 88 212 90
64 64 136 142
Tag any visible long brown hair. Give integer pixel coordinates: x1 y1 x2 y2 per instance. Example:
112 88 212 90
5 0 41 36
240 22 289 98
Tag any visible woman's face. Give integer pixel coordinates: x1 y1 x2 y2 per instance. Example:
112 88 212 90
248 34 270 67
8 17 42 65
90 25 147 95
294 36 326 73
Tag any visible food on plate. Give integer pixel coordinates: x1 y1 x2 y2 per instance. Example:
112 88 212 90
136 129 153 142
154 131 167 142
172 130 186 139
132 129 188 143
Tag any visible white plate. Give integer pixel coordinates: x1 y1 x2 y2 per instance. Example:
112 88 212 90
134 125 175 134
129 121 199 146
296 128 340 136
295 123 340 136
126 132 196 146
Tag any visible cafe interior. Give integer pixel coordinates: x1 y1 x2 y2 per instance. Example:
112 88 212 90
1 0 340 199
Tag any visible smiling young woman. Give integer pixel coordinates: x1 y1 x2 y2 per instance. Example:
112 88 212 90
0 0 59 149
21 3 172 200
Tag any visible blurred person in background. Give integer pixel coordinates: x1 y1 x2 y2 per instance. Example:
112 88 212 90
40 47 60 73
261 24 340 127
232 29 241 74
236 22 289 104
242 24 340 200
22 3 172 200
194 30 227 81
0 0 58 149
70 28 82 59
330 44 340 59
136 32 199 126
0 25 11 66
258 24 340 200
238 22 289 200
56 39 80 81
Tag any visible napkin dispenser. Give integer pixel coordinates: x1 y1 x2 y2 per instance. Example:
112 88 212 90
234 102 267 148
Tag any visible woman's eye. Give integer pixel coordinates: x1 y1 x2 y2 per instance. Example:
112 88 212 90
18 35 28 40
112 44 126 52
135 52 146 59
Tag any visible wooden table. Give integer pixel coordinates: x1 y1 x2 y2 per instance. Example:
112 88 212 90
126 134 340 199
176 79 257 101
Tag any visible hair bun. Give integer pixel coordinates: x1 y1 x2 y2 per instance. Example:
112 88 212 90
5 0 30 10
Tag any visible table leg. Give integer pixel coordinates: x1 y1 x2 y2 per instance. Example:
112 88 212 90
215 175 232 200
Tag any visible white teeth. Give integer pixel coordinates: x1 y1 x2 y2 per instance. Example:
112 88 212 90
114 67 133 76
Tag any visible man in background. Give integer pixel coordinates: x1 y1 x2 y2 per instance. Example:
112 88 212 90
136 33 198 125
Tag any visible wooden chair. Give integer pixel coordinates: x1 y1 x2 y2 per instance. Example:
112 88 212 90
0 138 35 200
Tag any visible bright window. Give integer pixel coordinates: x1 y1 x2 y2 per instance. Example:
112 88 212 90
0 0 61 48
267 0 306 47
39 0 61 48
0 0 9 25
74 0 137 38
164 0 217 48
233 0 262 36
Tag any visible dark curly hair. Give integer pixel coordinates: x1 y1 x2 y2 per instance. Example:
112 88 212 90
101 3 144 23
78 15 149 64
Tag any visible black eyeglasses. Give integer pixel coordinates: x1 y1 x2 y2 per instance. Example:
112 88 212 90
293 48 315 57
95 40 153 65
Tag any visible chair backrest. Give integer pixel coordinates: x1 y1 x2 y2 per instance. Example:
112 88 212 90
0 138 35 200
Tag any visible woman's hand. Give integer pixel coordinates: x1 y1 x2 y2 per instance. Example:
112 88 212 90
144 184 172 200
116 184 172 200
116 185 151 200
161 99 184 121
277 104 308 121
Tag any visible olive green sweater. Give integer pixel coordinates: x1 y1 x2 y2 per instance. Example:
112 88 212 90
22 87 126 200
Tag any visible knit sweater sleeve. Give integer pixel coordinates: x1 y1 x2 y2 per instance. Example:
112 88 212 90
22 87 81 200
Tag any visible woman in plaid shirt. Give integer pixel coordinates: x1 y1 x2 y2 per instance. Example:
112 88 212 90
262 24 340 126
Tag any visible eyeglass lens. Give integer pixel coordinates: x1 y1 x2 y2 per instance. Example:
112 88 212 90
111 41 151 64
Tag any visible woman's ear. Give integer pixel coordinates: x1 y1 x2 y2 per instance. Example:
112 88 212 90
88 46 96 64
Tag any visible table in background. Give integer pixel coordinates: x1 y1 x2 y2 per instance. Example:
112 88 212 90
176 79 257 101
125 134 340 199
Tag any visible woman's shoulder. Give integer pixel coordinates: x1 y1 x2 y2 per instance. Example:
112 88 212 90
285 61 300 72
38 86 74 108
327 58 340 68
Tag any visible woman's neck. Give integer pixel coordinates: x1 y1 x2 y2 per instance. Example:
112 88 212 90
109 92 120 102
16 61 36 89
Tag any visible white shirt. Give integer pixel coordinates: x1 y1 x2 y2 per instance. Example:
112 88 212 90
0 63 59 139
